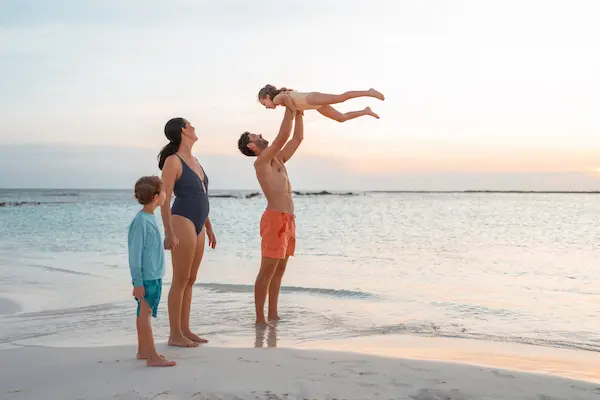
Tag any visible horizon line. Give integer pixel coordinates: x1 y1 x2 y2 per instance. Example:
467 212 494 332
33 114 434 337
1 188 599 194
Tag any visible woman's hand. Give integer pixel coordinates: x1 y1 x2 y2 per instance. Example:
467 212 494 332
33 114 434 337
164 233 179 250
207 228 217 249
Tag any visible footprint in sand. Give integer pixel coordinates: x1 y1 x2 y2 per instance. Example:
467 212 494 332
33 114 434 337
410 388 468 400
491 369 515 379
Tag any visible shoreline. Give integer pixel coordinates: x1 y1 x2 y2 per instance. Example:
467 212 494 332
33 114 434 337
1 342 599 400
293 335 600 384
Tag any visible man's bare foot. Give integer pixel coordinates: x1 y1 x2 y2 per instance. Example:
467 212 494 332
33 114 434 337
368 88 385 101
268 315 280 321
365 107 380 119
255 319 273 328
146 355 176 367
168 336 200 348
137 352 165 360
183 331 209 344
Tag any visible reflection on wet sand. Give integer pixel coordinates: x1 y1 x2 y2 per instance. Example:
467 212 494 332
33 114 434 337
254 324 278 348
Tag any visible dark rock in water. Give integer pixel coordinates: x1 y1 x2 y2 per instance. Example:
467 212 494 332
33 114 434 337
245 192 261 199
292 190 356 196
0 201 42 207
209 194 238 198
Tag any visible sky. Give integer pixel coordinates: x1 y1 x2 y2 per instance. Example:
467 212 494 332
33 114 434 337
1 0 599 190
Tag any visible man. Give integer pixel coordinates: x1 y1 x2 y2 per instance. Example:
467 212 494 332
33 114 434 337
237 108 303 325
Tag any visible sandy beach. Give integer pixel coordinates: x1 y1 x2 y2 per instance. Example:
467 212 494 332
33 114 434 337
1 338 599 400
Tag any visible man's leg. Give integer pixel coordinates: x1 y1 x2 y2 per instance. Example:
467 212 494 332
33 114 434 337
254 257 280 325
268 255 289 321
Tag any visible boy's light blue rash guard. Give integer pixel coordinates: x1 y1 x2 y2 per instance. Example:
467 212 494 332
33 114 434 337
127 211 165 287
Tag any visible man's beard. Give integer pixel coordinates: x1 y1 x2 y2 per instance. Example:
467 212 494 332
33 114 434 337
259 139 269 147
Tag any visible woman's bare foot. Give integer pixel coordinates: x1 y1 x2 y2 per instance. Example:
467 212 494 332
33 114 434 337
183 331 209 344
368 88 385 101
168 336 200 348
365 107 380 119
146 355 176 367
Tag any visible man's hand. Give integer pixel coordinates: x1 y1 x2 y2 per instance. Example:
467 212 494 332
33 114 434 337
133 286 145 300
281 94 297 114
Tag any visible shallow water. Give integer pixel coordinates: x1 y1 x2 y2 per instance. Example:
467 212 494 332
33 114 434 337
0 189 599 352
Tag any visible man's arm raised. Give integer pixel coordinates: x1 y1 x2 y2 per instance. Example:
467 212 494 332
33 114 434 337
279 110 304 163
255 108 295 166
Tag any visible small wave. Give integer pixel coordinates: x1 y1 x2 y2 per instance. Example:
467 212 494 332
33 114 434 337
195 282 377 299
0 201 71 207
348 323 600 353
45 192 79 197
28 264 97 277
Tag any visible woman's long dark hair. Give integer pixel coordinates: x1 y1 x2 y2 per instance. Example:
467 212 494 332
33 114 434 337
158 117 186 170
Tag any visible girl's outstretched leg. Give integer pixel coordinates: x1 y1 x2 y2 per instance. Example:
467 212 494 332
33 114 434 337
318 105 379 123
307 88 384 106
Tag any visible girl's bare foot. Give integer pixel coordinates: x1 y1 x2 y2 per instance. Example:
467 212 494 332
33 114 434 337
146 355 176 367
183 331 209 344
368 88 385 101
168 336 200 348
365 107 380 119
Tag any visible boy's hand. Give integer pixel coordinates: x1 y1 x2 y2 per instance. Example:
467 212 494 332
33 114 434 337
132 286 145 300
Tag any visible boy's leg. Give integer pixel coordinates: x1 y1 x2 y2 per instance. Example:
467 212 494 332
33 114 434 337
137 297 176 367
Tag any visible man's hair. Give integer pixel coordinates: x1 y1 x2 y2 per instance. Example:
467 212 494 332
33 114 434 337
237 131 256 157
134 175 163 205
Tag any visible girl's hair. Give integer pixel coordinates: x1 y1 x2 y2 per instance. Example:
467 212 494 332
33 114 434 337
158 117 186 170
257 84 291 101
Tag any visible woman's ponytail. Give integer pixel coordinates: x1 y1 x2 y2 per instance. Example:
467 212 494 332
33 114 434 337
157 117 186 170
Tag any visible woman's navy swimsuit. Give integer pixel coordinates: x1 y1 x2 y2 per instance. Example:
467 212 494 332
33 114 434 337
171 155 210 235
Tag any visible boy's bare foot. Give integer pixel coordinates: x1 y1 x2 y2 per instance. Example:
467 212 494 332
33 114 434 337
365 107 380 119
146 355 176 367
184 331 209 344
168 336 200 348
368 88 385 101
137 352 166 360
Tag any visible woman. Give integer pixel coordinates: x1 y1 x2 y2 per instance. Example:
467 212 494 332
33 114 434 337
158 117 216 348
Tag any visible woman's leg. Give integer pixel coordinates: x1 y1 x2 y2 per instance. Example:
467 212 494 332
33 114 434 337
167 215 199 348
317 105 380 123
181 227 208 343
306 88 384 106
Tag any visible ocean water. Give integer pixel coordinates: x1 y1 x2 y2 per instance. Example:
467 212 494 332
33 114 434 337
0 189 599 353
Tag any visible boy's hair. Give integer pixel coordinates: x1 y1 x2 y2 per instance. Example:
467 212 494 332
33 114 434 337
238 131 256 157
134 176 163 205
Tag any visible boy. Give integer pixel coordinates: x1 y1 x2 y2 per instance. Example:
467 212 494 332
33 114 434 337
128 175 175 367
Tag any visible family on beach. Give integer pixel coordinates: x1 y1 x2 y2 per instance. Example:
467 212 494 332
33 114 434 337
127 86 385 366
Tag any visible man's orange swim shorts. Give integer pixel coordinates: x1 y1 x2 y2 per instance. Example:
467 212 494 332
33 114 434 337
260 210 296 260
